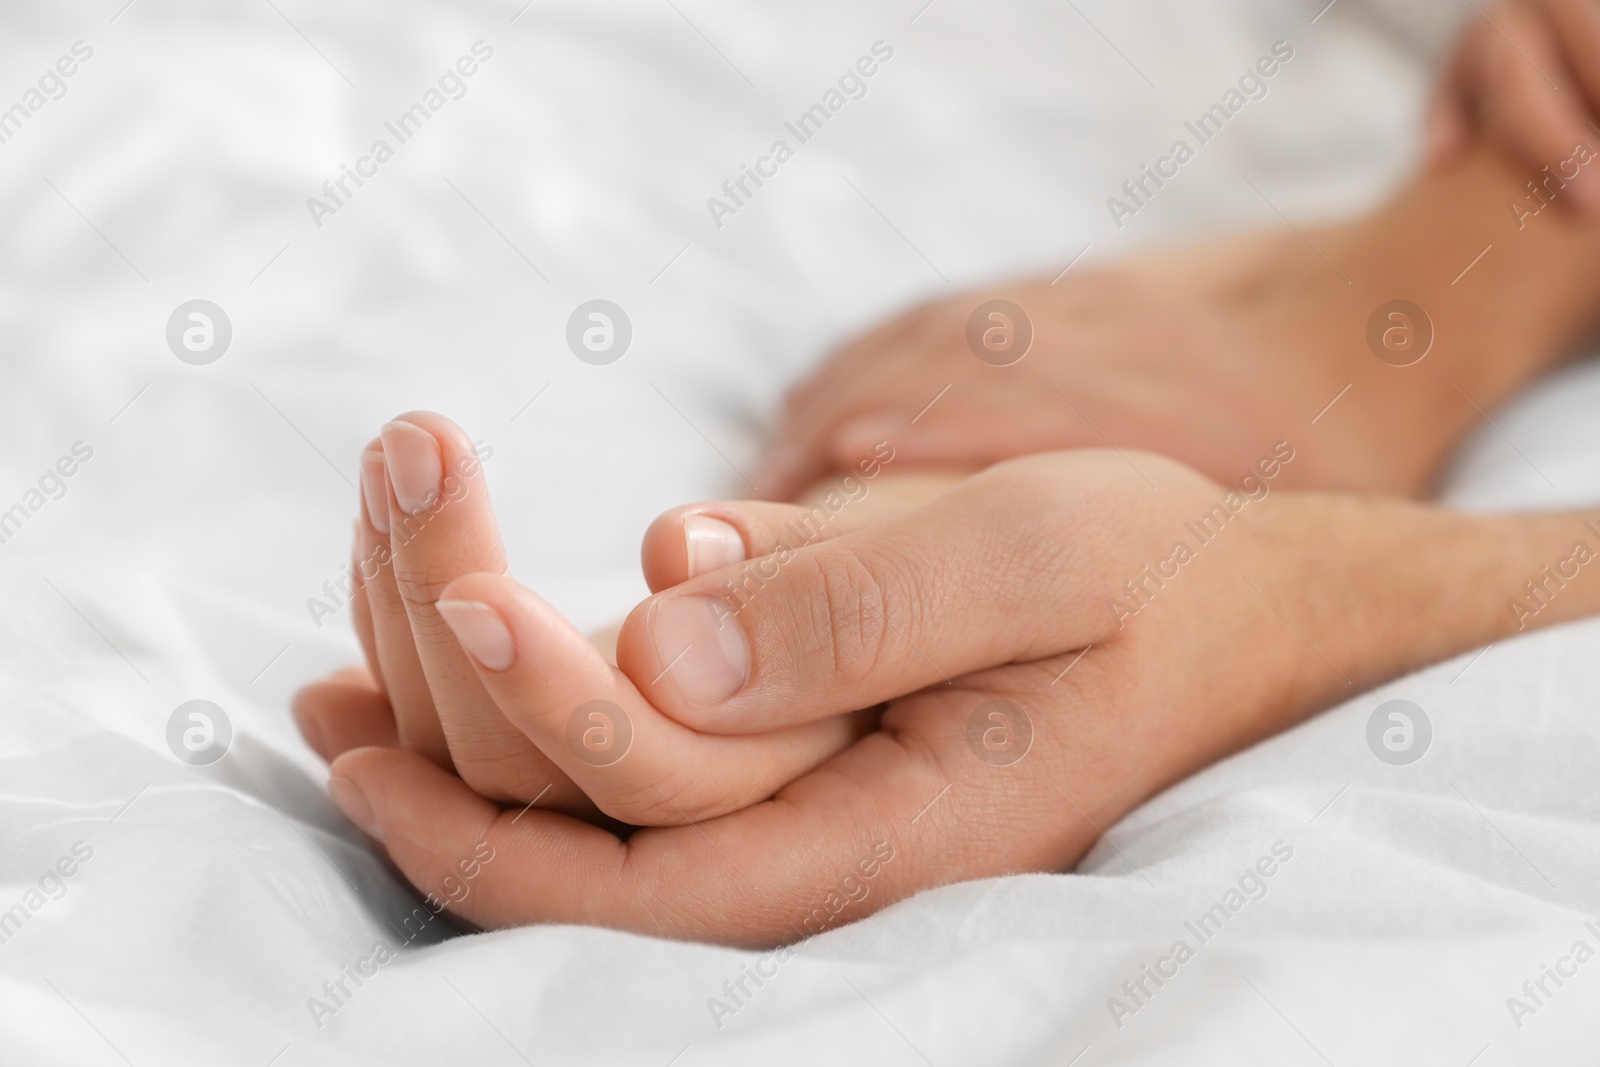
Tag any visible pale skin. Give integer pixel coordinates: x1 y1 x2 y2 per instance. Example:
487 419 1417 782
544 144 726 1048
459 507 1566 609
293 60 1600 945
300 425 1600 947
757 145 1600 500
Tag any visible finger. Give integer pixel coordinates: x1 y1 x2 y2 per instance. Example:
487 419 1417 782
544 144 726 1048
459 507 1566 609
327 745 633 931
434 572 873 825
778 310 923 426
358 439 452 766
640 492 901 594
379 412 587 811
350 524 383 696
1475 5 1594 188
826 382 1102 473
293 667 398 762
763 310 924 494
1541 0 1600 111
327 724 957 947
1538 0 1600 211
758 311 954 501
615 454 1128 733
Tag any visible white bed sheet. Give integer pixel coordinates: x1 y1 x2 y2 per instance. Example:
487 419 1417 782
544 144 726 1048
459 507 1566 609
5 0 1600 1063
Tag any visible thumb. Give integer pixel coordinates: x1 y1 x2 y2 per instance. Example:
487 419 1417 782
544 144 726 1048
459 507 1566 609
615 454 1133 734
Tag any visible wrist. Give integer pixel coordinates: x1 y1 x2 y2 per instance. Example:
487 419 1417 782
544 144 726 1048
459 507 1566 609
1255 493 1600 716
1343 144 1600 427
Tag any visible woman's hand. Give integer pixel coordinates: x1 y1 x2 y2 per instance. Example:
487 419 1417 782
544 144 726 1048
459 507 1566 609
759 145 1600 504
293 412 599 817
761 231 1371 496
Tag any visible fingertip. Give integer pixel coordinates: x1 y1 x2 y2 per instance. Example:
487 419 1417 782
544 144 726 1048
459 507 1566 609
291 687 327 757
330 745 501 845
438 570 524 610
329 774 382 841
359 445 390 535
292 675 397 762
641 507 693 592
380 411 485 486
642 506 751 591
684 514 746 579
756 441 822 502
388 409 451 436
439 572 610 687
435 597 518 672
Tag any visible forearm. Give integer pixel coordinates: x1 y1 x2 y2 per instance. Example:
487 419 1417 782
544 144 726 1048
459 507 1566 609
1263 493 1600 717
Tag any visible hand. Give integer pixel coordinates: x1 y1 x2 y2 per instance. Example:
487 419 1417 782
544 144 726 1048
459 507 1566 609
292 412 597 818
308 445 1600 946
762 231 1372 495
293 412 935 827
1427 0 1600 214
760 147 1600 503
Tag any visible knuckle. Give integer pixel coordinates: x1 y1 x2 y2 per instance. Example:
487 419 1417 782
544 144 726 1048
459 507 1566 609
596 763 717 827
390 558 460 609
454 750 553 806
795 546 903 690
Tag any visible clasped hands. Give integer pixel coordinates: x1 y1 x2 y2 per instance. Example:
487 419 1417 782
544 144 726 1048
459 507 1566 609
295 104 1600 950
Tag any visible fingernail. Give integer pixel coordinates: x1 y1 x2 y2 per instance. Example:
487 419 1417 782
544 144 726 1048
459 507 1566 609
330 776 382 841
436 600 517 671
359 449 390 534
683 515 746 578
650 595 749 707
380 420 443 515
